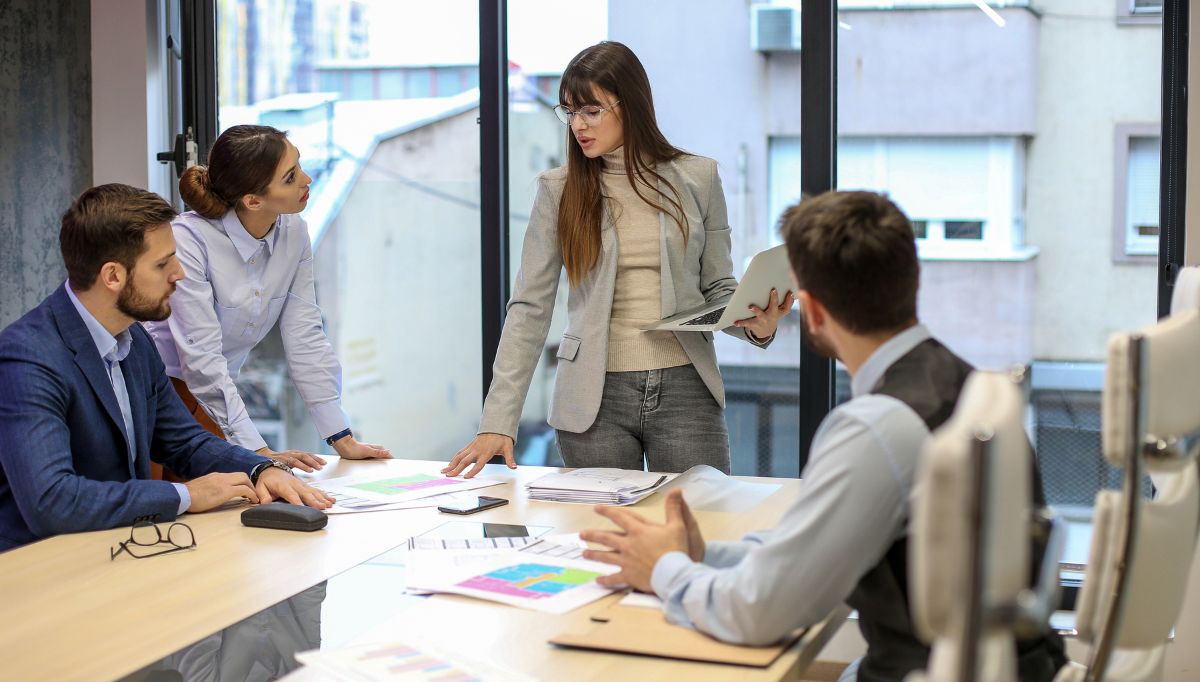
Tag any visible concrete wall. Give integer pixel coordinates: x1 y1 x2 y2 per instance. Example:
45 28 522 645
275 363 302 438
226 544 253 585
839 6 1039 136
0 1 93 327
1025 0 1160 361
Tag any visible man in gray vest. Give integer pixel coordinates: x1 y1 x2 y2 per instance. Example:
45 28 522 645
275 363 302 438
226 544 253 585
579 190 1065 681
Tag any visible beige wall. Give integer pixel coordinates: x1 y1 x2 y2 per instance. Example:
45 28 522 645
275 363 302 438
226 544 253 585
920 258 1037 370
1026 0 1161 361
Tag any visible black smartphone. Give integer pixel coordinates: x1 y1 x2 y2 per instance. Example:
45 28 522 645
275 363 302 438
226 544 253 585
436 495 509 515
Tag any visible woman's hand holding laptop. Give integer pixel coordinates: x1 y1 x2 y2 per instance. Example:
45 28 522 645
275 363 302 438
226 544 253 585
733 288 795 341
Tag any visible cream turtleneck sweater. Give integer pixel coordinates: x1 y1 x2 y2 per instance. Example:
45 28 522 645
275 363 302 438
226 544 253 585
600 148 691 372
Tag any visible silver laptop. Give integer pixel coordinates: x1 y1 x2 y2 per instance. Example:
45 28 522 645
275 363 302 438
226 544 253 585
642 244 794 332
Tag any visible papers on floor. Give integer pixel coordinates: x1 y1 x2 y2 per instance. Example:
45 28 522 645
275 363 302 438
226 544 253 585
405 534 617 614
311 472 503 512
296 638 532 681
525 468 679 505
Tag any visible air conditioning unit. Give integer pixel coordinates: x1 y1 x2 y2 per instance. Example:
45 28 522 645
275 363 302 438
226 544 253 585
751 5 801 53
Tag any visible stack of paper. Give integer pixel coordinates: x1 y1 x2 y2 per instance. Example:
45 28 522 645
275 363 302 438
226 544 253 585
525 468 678 505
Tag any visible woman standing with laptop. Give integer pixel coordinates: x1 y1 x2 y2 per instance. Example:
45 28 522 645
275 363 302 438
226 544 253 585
145 125 391 471
444 41 792 478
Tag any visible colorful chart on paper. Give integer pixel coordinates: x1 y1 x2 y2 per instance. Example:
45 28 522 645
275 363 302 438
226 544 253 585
457 563 601 601
348 474 464 496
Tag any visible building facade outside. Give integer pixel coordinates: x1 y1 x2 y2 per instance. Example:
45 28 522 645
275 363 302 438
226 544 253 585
213 1 1164 498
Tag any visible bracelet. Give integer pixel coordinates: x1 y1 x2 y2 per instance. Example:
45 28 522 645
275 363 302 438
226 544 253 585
325 427 353 446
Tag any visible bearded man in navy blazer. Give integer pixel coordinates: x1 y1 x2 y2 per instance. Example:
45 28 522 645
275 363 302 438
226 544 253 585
0 184 334 551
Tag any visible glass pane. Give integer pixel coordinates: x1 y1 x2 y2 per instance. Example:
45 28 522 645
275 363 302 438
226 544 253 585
507 0 803 477
835 1 1162 558
215 0 481 459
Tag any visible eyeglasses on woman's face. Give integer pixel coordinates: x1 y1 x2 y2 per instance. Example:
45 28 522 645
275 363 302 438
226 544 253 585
553 101 621 127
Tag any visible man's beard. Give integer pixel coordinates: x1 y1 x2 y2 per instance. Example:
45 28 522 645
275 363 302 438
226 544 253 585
800 319 837 360
117 279 173 322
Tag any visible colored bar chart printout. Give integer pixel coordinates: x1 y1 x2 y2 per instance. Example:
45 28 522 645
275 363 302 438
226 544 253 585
457 563 600 600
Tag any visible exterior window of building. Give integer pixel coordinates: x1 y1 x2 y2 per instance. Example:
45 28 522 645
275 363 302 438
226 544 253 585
1124 135 1161 256
835 136 1027 259
1132 0 1164 15
1117 0 1163 24
838 0 1161 564
944 220 984 240
378 70 405 99
347 70 372 100
407 69 432 98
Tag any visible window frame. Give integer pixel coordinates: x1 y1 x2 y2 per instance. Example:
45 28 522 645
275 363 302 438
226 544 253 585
1112 124 1162 263
1117 0 1164 25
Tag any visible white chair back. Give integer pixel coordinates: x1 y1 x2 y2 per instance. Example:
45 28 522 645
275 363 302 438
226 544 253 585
1067 265 1200 682
908 371 1034 682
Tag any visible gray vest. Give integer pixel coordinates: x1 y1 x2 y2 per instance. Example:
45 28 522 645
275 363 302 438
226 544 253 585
846 338 1066 682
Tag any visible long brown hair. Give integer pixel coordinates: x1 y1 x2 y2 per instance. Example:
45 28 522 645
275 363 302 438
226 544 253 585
178 125 289 219
557 41 689 286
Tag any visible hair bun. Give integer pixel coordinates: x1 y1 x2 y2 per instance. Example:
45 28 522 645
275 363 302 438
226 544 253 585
179 165 230 219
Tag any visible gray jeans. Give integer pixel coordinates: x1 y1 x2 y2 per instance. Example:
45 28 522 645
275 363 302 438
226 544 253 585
556 364 731 474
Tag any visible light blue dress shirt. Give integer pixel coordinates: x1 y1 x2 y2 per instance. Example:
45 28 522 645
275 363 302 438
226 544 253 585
145 210 349 451
649 324 935 646
65 283 190 514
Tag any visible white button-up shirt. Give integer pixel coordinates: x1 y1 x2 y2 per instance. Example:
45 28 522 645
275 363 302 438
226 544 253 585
145 209 349 451
648 325 934 646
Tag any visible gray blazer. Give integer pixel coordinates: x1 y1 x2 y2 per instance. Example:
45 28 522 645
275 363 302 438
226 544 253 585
479 154 768 439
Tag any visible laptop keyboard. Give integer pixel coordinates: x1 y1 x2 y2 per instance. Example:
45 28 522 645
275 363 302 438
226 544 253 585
683 308 726 326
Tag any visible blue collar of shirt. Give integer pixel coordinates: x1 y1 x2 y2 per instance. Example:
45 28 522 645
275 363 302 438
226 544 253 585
64 281 132 364
850 323 932 398
221 209 279 262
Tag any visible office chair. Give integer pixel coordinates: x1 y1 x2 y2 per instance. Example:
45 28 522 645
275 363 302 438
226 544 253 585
1056 266 1200 682
907 369 1065 682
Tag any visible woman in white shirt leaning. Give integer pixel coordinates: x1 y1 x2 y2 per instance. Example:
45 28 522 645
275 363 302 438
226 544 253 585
146 125 391 471
444 42 792 478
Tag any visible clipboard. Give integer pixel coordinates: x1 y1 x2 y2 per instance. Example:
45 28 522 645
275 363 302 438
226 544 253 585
548 602 807 668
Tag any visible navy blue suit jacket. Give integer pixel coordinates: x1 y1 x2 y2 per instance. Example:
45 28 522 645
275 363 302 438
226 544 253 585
0 285 269 551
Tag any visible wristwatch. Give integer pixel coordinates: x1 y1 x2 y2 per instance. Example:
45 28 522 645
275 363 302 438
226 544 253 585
325 427 353 447
250 459 292 485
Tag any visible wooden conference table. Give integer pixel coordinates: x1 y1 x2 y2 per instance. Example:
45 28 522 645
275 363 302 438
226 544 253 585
0 458 847 681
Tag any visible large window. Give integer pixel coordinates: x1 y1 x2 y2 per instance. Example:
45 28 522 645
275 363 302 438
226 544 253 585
216 0 482 459
505 0 804 477
833 1 1162 560
190 1 1176 487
